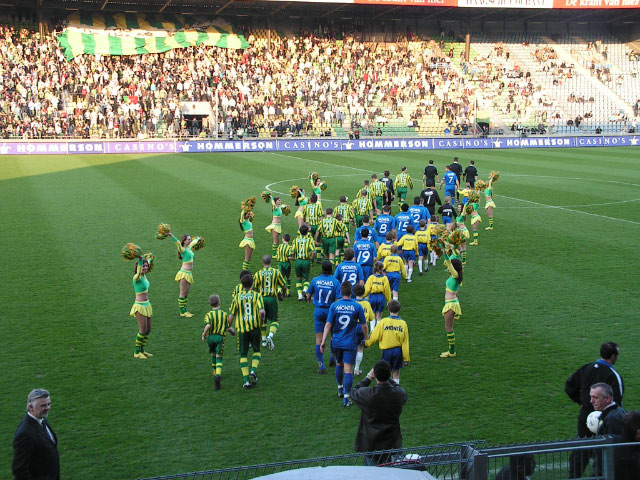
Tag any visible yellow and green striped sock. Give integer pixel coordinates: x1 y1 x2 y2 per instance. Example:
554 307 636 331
269 321 279 336
240 357 249 383
489 217 494 227
447 331 456 354
251 351 261 372
272 243 277 256
462 251 467 264
242 261 250 271
296 281 303 296
215 358 223 377
178 297 187 313
135 332 144 354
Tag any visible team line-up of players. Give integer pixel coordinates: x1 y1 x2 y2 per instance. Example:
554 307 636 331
121 159 499 398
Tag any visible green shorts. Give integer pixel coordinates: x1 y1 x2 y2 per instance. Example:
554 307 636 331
375 196 383 210
322 237 337 255
207 334 225 356
336 236 345 250
238 328 261 356
263 296 278 325
310 225 318 238
397 187 408 199
355 215 365 228
278 262 291 279
295 259 311 280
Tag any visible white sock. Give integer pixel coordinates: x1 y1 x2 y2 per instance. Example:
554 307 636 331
395 377 400 384
408 268 413 279
404 265 408 277
355 352 363 371
268 332 273 339
393 293 398 301
418 258 423 272
262 335 266 341
370 319 377 331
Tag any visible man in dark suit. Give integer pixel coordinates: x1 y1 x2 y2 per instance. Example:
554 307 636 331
13 389 60 480
351 360 407 466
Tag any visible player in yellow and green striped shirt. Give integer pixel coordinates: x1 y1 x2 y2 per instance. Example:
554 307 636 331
334 214 349 264
228 274 265 389
201 294 233 391
316 208 341 265
293 224 317 300
304 194 324 260
353 190 374 227
394 166 414 207
253 254 287 350
370 174 387 216
275 233 294 295
335 195 355 247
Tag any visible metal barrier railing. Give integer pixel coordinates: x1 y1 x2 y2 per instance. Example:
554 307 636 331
138 437 640 480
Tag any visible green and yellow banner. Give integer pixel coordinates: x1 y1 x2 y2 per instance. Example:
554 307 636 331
57 12 248 60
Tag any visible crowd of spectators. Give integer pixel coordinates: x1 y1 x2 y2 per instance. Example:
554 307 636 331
0 20 637 140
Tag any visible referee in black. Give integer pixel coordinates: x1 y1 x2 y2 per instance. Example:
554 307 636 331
381 170 394 207
463 160 478 189
420 180 441 217
423 160 438 188
449 157 463 201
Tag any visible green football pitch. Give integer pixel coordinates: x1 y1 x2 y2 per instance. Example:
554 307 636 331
1 147 639 479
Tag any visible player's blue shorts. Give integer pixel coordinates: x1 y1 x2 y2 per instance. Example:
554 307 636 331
442 216 453 225
462 197 469 205
355 324 365 346
418 243 428 256
382 346 404 371
314 307 329 334
387 272 401 292
333 347 357 365
368 293 386 313
401 250 416 263
361 265 372 281
445 187 455 199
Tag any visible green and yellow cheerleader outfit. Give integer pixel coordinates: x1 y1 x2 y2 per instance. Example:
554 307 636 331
265 200 283 235
484 183 496 229
294 194 308 220
441 254 461 358
172 234 200 316
469 201 481 245
130 257 153 359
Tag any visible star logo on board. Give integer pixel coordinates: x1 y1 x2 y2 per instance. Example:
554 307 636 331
630 137 639 146
492 139 503 148
0 144 9 155
344 141 354 150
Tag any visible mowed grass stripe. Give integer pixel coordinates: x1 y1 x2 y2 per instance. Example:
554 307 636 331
0 147 639 479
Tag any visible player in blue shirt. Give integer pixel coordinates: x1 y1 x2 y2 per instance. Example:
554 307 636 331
334 247 365 290
373 205 396 240
408 196 431 225
440 166 459 207
306 260 342 373
394 203 415 240
353 228 378 281
354 215 378 246
321 281 368 407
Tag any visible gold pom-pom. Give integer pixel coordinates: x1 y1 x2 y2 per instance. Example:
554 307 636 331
446 229 465 246
475 180 486 191
320 181 327 191
143 252 155 272
241 197 257 212
261 191 272 203
289 185 300 199
308 172 319 182
428 238 444 256
281 204 291 216
121 243 142 260
465 202 474 215
192 236 205 251
156 223 171 240
469 191 480 203
488 171 500 183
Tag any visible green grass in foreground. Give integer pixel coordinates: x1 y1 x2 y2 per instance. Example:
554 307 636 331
0 147 639 479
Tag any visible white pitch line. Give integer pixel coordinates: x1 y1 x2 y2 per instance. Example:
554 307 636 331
497 194 640 225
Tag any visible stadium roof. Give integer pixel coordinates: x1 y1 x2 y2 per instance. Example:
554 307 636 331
11 0 640 23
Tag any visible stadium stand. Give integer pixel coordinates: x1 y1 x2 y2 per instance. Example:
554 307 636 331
0 9 638 140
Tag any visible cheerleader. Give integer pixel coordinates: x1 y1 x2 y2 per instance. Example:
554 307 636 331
456 204 470 265
484 172 499 230
291 186 308 228
239 197 256 271
263 191 286 256
440 250 463 359
157 223 203 318
309 172 325 201
122 244 154 359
